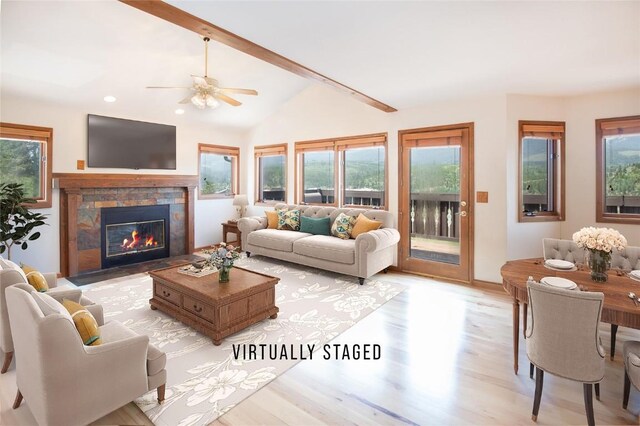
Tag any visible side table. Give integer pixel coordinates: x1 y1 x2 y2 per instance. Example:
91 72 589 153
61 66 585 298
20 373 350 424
222 221 241 249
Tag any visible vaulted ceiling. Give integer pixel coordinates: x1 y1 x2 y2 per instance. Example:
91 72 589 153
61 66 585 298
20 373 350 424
2 1 638 130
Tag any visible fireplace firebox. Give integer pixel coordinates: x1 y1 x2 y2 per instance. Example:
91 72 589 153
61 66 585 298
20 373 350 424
100 205 170 269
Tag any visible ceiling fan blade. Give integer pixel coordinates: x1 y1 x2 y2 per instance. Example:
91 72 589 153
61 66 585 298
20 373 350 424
218 88 258 96
178 95 192 104
146 86 191 89
204 76 218 85
215 93 242 107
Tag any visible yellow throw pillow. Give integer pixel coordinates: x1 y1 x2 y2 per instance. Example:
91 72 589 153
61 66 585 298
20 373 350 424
21 263 37 274
350 213 382 239
26 271 49 293
62 299 101 346
266 211 278 229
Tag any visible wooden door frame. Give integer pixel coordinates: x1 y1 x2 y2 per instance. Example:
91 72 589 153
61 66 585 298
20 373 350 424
397 122 475 283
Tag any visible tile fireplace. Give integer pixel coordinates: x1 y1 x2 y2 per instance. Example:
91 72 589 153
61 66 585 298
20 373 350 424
100 205 170 269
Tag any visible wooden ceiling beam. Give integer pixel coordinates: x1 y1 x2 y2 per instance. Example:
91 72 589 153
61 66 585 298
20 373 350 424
119 0 397 113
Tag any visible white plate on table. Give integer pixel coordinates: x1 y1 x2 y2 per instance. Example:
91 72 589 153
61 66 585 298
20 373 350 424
544 259 575 270
541 276 578 290
630 270 640 280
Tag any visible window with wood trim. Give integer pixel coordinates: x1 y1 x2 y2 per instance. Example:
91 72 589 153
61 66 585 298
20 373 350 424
198 144 239 199
295 133 387 208
255 143 287 204
596 115 640 224
518 121 565 222
0 123 53 209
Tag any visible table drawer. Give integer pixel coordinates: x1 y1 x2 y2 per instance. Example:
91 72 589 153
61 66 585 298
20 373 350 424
183 295 215 323
156 283 181 306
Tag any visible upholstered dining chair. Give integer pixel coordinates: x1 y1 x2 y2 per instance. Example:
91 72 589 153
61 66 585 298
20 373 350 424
526 281 605 426
6 283 167 426
611 245 640 271
0 256 99 374
623 341 640 417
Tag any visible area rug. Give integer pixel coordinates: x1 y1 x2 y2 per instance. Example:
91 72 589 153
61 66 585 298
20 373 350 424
83 256 404 426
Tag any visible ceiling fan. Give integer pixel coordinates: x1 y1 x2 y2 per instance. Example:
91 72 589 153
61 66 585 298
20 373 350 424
146 37 258 109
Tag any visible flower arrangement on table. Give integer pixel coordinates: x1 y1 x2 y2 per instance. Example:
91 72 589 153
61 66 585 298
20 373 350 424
202 242 241 283
573 227 627 282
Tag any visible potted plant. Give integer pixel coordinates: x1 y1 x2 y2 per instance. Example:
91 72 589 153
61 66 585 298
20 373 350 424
573 227 627 282
0 183 47 260
203 242 241 283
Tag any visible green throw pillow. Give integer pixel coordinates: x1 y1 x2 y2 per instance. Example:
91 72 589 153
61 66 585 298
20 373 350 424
331 213 357 240
299 216 331 236
277 209 301 231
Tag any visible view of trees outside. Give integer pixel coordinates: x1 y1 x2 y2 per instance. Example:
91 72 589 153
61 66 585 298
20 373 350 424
303 151 334 191
259 155 285 201
344 147 385 192
605 134 640 196
410 146 460 194
200 153 233 195
521 137 549 211
0 138 42 199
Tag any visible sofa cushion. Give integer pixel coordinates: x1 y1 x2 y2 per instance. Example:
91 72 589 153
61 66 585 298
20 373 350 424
277 209 301 231
293 235 356 265
351 213 382 238
26 271 49 292
265 211 278 229
99 321 166 376
331 213 357 240
63 299 102 346
248 229 312 252
1 258 28 282
299 216 331 236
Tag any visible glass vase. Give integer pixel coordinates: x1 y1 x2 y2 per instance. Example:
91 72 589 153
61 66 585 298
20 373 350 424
588 250 610 283
218 266 231 283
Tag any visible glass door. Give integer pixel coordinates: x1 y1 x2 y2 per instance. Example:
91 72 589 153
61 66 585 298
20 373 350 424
399 124 473 282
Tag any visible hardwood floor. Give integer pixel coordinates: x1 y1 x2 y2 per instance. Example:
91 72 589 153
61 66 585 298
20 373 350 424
1 271 639 425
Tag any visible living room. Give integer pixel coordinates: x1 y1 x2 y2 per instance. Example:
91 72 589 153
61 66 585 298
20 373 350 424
1 1 639 425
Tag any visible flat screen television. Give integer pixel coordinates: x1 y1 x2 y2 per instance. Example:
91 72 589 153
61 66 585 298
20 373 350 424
87 114 176 170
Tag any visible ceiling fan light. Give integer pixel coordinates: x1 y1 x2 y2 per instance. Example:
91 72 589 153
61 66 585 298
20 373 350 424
205 94 220 108
191 94 206 109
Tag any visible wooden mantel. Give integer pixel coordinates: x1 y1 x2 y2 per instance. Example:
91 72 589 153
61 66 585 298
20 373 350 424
53 173 198 277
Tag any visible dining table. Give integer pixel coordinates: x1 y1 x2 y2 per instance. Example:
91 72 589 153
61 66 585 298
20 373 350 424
501 258 640 375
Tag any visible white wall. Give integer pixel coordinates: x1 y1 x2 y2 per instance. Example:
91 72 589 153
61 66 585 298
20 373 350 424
505 95 565 260
244 85 640 283
562 88 640 243
0 94 248 273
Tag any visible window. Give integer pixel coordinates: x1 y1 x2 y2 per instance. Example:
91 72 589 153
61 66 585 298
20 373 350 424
596 115 640 224
295 133 387 208
0 123 53 208
198 144 239 199
518 121 565 222
254 143 287 204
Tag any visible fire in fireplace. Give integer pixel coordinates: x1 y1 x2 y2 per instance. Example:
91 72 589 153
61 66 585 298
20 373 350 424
101 205 170 269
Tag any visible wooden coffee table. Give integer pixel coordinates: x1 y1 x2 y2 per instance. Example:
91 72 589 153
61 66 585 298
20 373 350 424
149 265 279 345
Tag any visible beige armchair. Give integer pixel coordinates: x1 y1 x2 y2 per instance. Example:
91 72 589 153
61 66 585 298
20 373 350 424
6 283 166 426
0 257 100 373
526 281 604 426
623 341 640 417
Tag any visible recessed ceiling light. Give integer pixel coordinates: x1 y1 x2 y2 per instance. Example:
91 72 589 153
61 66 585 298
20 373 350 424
175 109 185 115
103 95 116 103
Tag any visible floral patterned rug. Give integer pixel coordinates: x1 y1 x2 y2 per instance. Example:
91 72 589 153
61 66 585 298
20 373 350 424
83 256 404 426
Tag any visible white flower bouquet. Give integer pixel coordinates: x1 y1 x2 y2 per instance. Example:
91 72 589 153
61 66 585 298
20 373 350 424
203 242 241 283
572 227 627 253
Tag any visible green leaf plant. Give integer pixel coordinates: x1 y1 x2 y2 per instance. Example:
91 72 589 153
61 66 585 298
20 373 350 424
0 183 48 260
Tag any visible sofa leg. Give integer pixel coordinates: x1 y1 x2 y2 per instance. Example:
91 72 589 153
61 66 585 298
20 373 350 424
13 389 22 409
358 277 365 285
157 384 165 404
383 267 389 274
246 251 251 258
1 351 13 374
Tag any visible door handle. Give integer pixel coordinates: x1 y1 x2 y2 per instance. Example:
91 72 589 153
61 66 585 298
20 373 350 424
460 201 467 207
460 211 467 217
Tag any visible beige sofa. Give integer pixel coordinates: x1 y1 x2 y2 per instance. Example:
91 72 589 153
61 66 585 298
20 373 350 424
238 204 400 284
